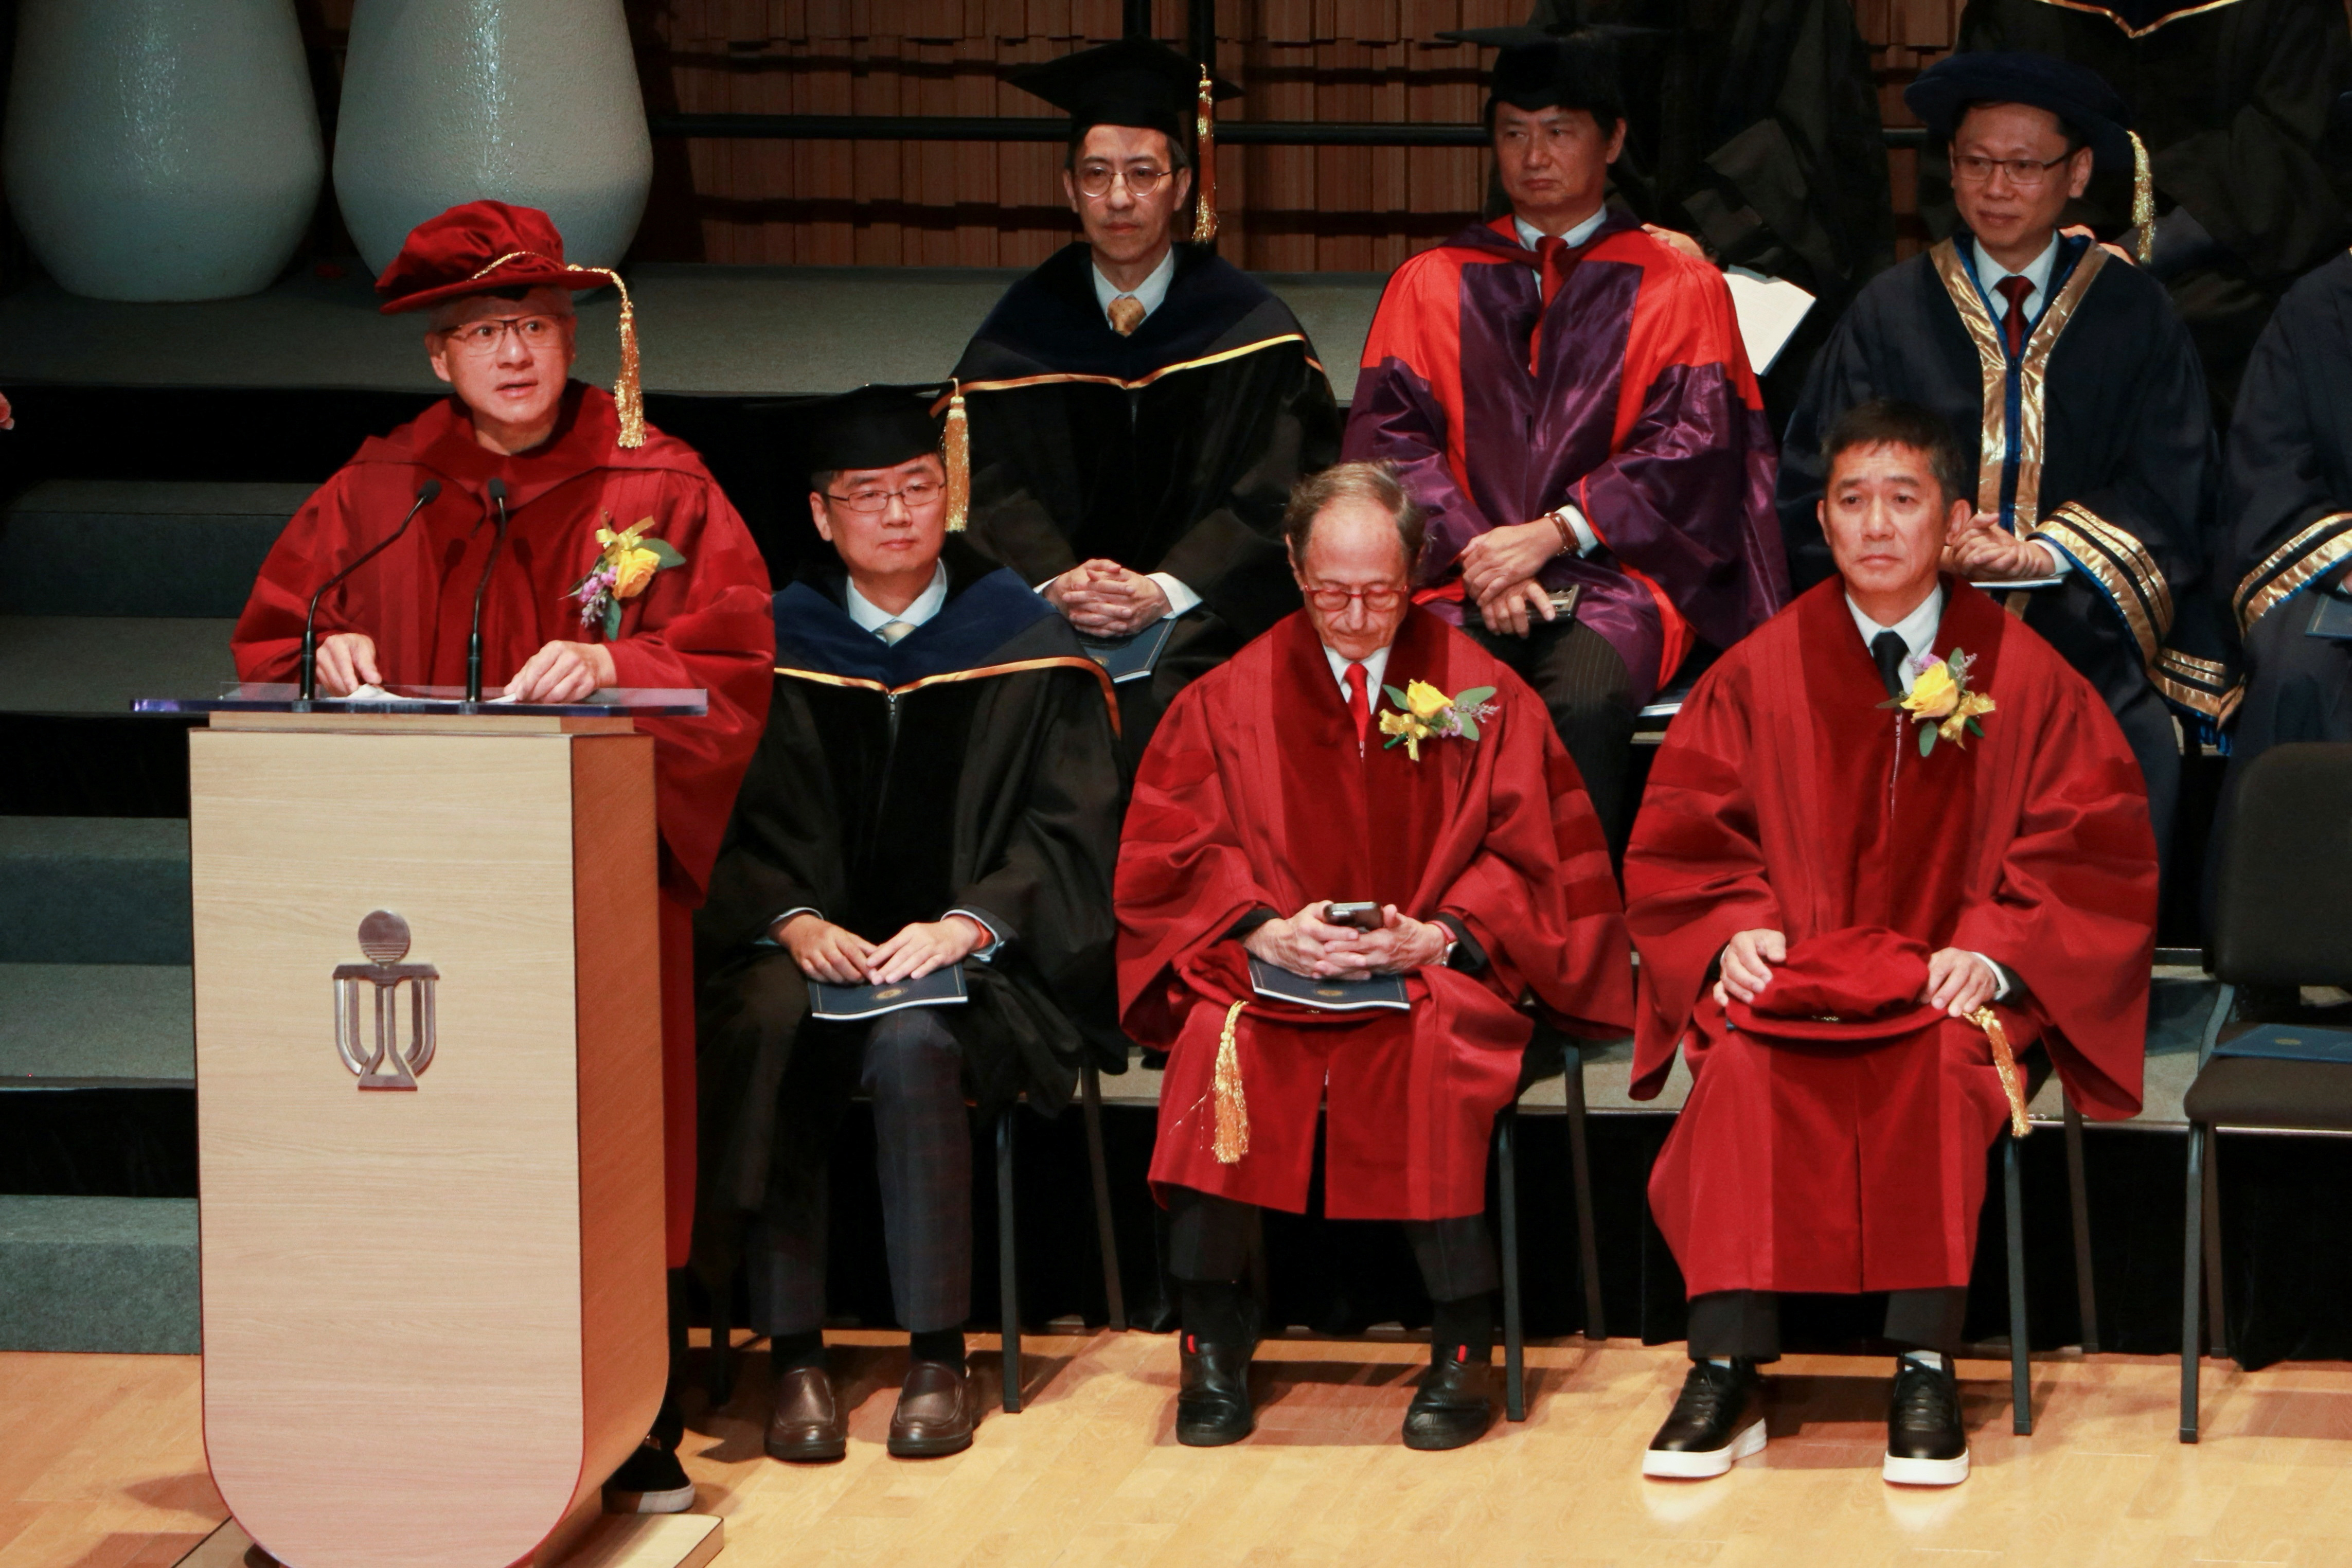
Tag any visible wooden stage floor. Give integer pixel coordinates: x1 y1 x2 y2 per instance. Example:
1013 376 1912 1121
11 1332 2352 1567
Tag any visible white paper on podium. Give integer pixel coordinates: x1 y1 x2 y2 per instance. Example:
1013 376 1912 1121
346 683 520 705
1723 266 1816 376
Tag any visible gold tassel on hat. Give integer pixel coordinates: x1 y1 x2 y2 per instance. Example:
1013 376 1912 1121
465 252 645 448
1190 64 1219 244
1970 1006 2032 1139
2130 131 2155 268
942 380 970 533
1212 1000 1250 1164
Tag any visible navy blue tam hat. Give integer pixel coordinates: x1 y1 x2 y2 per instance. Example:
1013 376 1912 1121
1907 51 2151 260
1436 25 1633 129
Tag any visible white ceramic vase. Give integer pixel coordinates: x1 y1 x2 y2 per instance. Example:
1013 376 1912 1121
3 0 325 301
333 0 652 276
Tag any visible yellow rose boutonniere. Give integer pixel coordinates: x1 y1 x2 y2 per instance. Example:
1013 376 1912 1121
1378 679 1499 761
1879 648 1995 756
568 515 686 640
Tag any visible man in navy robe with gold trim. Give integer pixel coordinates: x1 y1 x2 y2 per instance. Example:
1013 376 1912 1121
949 40 1343 763
694 385 1124 1466
1778 51 2224 869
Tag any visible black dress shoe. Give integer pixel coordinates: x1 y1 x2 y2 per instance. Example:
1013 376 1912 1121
888 1359 976 1458
1643 1359 1767 1478
1883 1356 1969 1485
767 1364 847 1463
601 1434 696 1513
1402 1349 1496 1450
1177 1325 1259 1446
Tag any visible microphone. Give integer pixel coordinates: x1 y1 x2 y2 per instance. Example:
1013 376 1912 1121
465 477 512 705
298 478 439 705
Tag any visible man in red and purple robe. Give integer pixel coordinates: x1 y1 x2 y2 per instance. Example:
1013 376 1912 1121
1624 399 2154 1487
1117 460 1632 1452
231 201 773 1512
1342 26 1785 853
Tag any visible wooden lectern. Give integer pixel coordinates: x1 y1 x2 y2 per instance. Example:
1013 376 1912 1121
164 705 719 1568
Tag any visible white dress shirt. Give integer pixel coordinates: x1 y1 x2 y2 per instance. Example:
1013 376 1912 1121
1321 641 1393 701
1845 580 2010 1001
1506 208 1610 557
1092 245 1177 327
1966 233 2069 577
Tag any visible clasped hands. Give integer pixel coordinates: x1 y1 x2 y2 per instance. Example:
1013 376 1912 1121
312 631 617 702
1045 558 1170 638
1715 929 2000 1019
1459 519 1572 638
1942 511 2061 583
1244 901 1450 981
777 911 991 985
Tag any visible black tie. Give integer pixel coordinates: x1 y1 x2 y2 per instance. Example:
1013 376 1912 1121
1871 630 1909 699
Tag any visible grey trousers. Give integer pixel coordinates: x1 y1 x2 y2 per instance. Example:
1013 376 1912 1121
1164 1184 1501 1303
749 1006 971 1337
1686 1287 1970 1362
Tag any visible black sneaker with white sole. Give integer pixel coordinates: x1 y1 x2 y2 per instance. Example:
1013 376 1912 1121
1883 1356 1969 1486
602 1434 696 1514
1643 1358 1767 1478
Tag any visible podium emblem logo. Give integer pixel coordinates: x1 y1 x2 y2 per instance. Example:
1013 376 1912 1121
332 911 439 1090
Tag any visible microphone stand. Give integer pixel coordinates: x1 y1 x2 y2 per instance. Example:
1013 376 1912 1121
297 478 440 710
464 477 512 709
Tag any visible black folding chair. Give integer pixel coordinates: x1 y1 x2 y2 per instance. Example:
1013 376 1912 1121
2179 744 2352 1442
1495 1023 1610 1421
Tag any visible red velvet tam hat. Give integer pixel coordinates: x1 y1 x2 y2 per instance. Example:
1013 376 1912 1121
373 200 644 447
1726 925 1945 1044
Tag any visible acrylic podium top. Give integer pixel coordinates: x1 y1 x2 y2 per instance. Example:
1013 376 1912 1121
133 683 708 718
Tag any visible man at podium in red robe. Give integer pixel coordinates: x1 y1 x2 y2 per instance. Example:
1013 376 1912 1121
230 201 773 1512
1623 399 2154 1488
1117 461 1632 1452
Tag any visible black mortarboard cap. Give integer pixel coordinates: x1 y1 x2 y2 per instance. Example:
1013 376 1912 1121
795 382 972 531
1904 51 2135 172
1007 39 1240 148
1436 25 1629 124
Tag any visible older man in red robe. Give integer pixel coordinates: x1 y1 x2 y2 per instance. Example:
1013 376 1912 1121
1117 460 1632 1452
1624 398 2153 1488
231 201 773 1512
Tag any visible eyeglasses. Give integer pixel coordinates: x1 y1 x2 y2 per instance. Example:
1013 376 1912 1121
438 314 566 357
825 479 943 514
1301 580 1409 613
1075 163 1172 200
1951 153 2074 188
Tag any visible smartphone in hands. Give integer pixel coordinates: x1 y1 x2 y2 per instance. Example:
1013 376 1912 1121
1324 901 1381 931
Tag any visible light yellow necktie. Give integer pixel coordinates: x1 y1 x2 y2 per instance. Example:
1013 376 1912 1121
1108 295 1146 336
877 619 916 645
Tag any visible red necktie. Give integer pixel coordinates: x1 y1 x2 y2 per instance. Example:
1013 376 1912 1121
1344 662 1371 746
1995 274 2035 358
1537 235 1570 309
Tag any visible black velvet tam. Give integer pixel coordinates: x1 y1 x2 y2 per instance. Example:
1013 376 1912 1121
1436 25 1632 123
1904 50 2135 171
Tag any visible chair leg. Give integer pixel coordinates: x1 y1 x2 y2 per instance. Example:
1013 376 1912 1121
1564 1050 1607 1343
1246 1207 1271 1315
1496 1105 1526 1421
2063 1093 2100 1355
2181 1120 2206 1442
1080 1060 1127 1332
996 1106 1022 1413
2004 1131 2032 1436
706 1264 736 1409
2202 1126 2227 1360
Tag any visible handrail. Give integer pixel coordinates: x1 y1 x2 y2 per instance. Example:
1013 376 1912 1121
649 113 1929 149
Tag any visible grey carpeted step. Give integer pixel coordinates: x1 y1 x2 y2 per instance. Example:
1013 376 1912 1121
0 480 309 617
0 964 193 1083
0 817 190 964
0 615 238 714
0 1196 198 1353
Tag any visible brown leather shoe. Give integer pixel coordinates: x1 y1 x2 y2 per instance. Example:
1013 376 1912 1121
765 1365 846 1463
887 1359 975 1458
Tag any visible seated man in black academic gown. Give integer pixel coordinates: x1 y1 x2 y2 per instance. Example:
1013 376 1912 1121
694 384 1125 1464
951 38 1343 764
1777 51 2226 874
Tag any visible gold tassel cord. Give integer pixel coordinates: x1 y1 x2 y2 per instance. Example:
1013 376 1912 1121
1190 65 1219 244
942 381 970 533
1212 1000 1250 1164
1969 1006 2032 1139
462 251 644 448
2130 131 2155 268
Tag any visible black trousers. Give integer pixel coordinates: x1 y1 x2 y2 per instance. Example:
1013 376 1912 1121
1460 601 1639 861
2017 578 2182 880
1685 1288 1970 1363
1163 1185 1500 1304
748 1007 971 1337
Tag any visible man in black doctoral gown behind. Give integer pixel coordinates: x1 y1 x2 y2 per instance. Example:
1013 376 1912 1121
694 385 1125 1465
1778 51 2225 871
950 39 1344 763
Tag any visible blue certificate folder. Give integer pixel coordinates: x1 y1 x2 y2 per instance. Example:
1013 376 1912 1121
2213 1023 2352 1065
1247 957 1411 1011
1079 618 1177 684
809 966 968 1021
2306 592 2352 640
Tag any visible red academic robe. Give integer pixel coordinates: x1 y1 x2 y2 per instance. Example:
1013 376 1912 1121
1117 607 1633 1221
232 383 775 1267
1624 578 2154 1296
